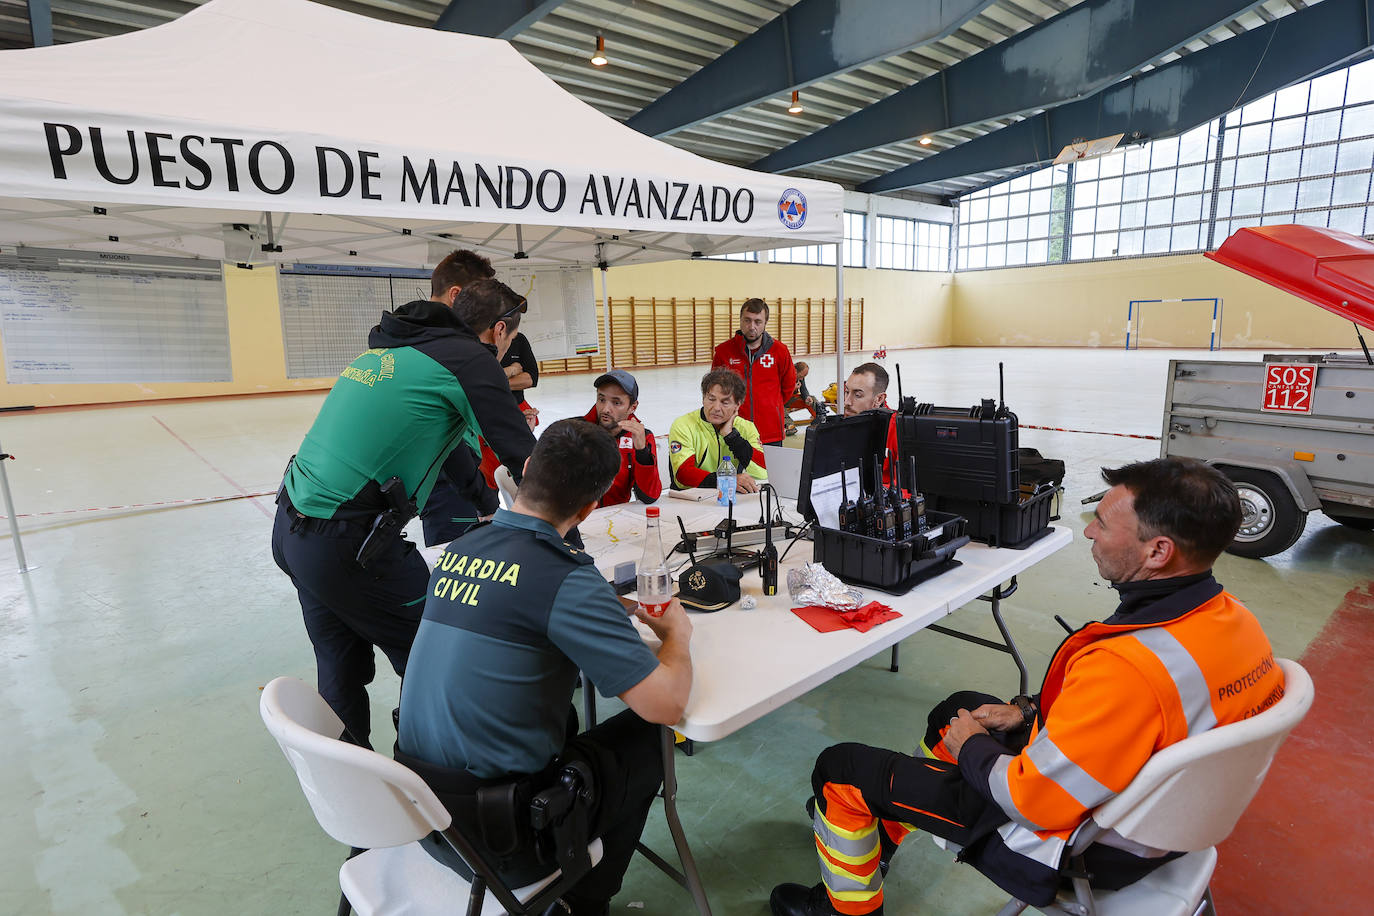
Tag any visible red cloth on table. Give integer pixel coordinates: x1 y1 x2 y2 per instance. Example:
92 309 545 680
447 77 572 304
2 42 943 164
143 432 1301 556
791 601 900 634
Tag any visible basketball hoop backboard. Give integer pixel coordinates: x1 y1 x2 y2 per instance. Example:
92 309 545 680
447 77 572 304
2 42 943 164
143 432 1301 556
1053 132 1125 165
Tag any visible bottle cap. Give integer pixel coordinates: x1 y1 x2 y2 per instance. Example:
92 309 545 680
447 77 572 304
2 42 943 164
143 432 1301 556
645 506 660 518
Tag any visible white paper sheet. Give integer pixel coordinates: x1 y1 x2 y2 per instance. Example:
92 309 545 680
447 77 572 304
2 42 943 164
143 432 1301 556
810 468 863 531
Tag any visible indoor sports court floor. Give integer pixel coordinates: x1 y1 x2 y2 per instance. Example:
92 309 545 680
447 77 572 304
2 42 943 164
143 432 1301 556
1 346 1369 915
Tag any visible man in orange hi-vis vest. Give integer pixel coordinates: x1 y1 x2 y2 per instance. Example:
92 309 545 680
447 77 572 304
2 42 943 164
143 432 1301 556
771 457 1285 916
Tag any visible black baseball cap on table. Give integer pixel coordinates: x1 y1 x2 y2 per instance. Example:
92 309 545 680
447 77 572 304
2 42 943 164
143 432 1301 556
676 560 743 612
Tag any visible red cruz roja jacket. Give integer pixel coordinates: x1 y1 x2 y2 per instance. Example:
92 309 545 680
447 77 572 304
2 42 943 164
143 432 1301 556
712 330 796 444
580 407 662 507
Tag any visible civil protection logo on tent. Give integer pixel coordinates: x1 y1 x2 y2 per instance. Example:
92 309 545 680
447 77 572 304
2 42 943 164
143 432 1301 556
777 188 807 229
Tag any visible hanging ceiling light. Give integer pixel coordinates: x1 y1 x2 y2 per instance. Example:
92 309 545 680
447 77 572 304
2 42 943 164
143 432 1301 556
590 35 608 67
787 90 803 114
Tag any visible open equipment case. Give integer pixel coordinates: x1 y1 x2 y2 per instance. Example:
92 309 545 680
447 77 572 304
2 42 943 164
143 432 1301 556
798 410 969 592
894 368 1060 549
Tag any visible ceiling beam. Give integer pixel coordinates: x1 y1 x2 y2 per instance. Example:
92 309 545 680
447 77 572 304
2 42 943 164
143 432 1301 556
626 0 997 138
755 0 1268 174
27 0 52 46
859 0 1374 193
434 0 568 39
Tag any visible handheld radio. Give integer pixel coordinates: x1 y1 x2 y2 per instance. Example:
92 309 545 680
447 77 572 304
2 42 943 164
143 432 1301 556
874 453 897 542
838 462 858 533
760 485 779 595
891 447 913 539
856 463 876 538
905 454 926 533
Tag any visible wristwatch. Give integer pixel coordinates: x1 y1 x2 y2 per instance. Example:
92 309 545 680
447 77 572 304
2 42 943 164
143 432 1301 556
1011 694 1038 728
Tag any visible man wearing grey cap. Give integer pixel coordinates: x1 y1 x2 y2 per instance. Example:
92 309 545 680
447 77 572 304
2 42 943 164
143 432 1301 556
579 369 662 506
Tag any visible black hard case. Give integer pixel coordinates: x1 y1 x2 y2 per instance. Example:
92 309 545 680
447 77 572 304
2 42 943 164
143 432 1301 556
798 412 969 591
894 402 1054 549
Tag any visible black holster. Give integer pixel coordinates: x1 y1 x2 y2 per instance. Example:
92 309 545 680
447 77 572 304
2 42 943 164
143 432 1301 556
394 747 596 888
355 476 417 568
530 759 596 881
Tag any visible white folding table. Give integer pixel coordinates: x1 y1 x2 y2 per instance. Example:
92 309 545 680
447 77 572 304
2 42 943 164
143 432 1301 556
578 494 1072 915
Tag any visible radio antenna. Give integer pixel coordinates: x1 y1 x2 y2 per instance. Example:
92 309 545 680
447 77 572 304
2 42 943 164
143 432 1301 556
677 515 696 564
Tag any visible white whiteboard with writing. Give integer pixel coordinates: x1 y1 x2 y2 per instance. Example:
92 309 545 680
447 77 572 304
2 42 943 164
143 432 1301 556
496 267 598 359
278 265 430 379
0 247 230 384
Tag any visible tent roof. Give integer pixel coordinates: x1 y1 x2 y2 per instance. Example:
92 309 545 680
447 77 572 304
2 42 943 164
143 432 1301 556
0 0 843 268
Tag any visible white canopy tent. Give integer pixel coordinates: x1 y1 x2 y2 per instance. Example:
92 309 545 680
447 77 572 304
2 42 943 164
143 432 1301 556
0 0 850 379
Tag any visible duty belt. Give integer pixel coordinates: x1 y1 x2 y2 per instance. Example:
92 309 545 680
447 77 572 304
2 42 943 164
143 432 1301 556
278 493 372 538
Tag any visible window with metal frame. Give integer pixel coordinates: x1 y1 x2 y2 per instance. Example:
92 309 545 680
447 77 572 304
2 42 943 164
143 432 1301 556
955 57 1374 270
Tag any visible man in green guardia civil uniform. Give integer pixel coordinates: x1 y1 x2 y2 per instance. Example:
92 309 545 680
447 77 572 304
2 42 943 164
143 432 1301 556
271 251 535 747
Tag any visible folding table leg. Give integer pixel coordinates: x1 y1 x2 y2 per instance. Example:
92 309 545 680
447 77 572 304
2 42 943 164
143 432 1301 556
635 726 713 915
925 576 1030 696
889 642 899 672
987 586 1029 697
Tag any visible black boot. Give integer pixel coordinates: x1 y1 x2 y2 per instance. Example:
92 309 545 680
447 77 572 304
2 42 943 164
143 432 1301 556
769 882 884 916
769 883 838 916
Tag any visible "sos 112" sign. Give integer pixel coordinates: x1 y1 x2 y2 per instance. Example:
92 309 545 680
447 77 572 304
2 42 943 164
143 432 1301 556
1261 363 1317 414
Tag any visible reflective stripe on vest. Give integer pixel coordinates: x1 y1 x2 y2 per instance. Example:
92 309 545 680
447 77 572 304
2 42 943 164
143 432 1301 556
997 821 1068 870
1130 627 1219 736
989 754 1047 831
1024 725 1115 810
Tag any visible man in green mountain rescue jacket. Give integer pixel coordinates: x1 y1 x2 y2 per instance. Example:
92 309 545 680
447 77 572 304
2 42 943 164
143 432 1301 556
271 253 536 747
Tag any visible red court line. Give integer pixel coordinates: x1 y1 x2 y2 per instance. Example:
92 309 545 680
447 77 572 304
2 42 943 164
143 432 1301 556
1211 581 1374 910
152 416 272 518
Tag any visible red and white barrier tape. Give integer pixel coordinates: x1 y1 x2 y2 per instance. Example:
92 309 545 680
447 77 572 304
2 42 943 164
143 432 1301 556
1 490 275 520
1020 424 1160 441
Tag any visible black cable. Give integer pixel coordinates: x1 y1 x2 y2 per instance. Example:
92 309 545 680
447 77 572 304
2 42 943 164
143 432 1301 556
778 519 815 564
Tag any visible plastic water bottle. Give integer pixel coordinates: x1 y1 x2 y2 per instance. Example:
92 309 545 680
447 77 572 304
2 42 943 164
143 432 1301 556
717 454 737 507
636 506 673 618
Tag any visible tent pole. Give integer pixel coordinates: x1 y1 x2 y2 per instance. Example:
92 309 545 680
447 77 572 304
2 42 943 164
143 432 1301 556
597 245 612 370
834 244 845 409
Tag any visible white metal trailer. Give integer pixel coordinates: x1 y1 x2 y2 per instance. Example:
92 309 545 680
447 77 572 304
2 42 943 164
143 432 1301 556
1161 224 1374 558
1161 353 1373 557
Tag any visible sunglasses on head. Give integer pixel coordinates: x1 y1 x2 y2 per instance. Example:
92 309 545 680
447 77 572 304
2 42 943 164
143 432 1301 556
491 294 528 328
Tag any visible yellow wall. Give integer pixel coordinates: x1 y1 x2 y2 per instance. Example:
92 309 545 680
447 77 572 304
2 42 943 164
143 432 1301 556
6 250 1358 409
610 259 954 350
0 264 335 409
950 253 1358 349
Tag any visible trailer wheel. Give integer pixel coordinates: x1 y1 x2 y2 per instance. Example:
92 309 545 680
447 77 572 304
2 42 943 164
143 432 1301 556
1323 511 1374 532
1224 468 1307 559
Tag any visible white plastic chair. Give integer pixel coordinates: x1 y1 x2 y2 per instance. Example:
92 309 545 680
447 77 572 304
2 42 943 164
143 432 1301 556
493 465 519 510
995 657 1314 916
260 676 602 916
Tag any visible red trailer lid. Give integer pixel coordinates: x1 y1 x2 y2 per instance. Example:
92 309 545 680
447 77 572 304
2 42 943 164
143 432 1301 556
1206 224 1374 331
